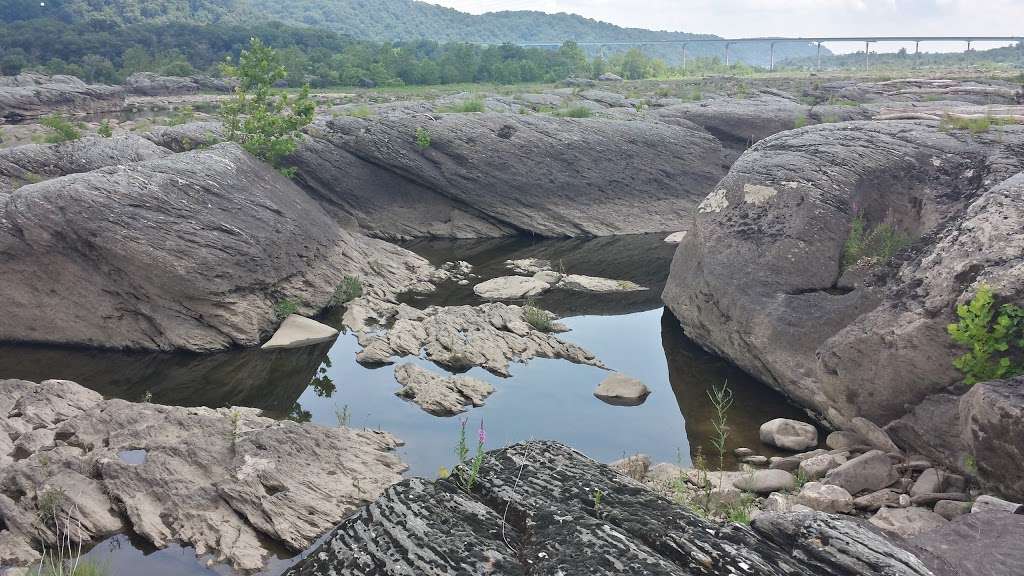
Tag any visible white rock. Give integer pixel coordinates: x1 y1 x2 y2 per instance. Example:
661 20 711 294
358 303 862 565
972 494 1024 514
759 418 818 451
557 274 647 293
261 315 339 350
533 270 562 284
796 481 854 514
733 469 795 494
473 276 550 299
594 373 651 406
664 231 688 244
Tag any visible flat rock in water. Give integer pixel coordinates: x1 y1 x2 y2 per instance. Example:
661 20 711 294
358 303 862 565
912 511 1024 576
261 315 339 350
473 276 550 299
392 363 493 416
285 441 935 576
759 418 818 451
593 373 651 406
557 274 647 293
0 379 406 571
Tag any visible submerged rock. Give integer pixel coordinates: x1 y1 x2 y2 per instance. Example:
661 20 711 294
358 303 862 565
261 315 339 350
0 379 406 571
392 363 493 416
286 441 935 576
593 373 651 406
556 274 647 293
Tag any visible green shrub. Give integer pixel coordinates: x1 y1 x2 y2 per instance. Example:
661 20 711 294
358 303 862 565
842 216 910 270
441 99 484 113
523 302 552 331
220 38 315 176
97 120 113 138
274 298 299 320
346 105 373 119
330 276 363 307
793 115 809 129
552 106 593 118
167 105 195 126
939 114 1017 134
40 115 81 143
415 126 431 149
948 284 1024 385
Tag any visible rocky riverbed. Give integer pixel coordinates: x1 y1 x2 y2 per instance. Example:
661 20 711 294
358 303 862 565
2 70 1024 575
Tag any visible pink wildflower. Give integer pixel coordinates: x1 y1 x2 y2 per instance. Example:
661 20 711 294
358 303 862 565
477 420 486 445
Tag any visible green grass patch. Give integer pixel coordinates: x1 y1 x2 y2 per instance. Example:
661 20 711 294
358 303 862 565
439 98 485 113
552 106 594 118
842 216 911 270
523 302 552 332
330 276 363 307
40 115 82 144
939 114 1017 134
274 298 299 320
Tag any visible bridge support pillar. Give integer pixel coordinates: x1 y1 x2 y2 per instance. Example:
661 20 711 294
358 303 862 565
725 42 731 67
864 41 870 71
682 44 687 73
769 42 775 71
816 42 822 71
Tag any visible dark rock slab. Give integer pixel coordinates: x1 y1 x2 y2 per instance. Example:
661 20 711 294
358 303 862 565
911 511 1024 576
286 441 936 576
959 378 1024 501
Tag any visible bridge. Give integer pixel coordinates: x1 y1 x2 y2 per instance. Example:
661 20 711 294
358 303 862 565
515 36 1024 71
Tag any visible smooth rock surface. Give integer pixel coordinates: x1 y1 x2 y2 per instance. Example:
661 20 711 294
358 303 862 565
291 113 724 239
971 494 1024 514
0 73 125 120
855 489 909 511
392 363 494 416
593 373 651 406
870 507 948 539
261 315 339 350
557 274 647 293
473 276 550 299
0 144 431 351
911 511 1024 576
734 469 796 494
0 379 406 570
795 482 854 514
824 450 898 495
759 418 818 451
959 377 1024 501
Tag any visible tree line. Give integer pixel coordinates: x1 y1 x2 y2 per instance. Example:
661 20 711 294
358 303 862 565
0 17 700 86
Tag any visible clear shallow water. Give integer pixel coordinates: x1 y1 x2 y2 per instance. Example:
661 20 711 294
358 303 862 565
0 234 813 575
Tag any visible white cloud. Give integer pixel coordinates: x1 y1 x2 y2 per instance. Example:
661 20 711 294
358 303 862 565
428 0 1024 53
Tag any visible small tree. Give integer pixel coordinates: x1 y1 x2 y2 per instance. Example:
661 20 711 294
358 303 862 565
220 38 315 176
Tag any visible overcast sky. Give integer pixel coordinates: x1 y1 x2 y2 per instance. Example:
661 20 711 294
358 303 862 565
428 0 1023 53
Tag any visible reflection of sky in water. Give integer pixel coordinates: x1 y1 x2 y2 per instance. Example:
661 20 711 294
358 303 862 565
297 308 690 478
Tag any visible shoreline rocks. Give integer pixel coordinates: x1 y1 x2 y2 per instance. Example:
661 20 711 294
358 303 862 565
0 379 406 571
260 315 339 350
392 363 493 415
0 73 125 121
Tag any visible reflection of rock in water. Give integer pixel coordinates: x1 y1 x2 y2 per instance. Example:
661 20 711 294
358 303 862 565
0 342 332 417
660 309 819 468
400 234 677 317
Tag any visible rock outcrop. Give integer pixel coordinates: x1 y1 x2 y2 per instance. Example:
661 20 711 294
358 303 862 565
125 73 234 97
663 119 1024 473
142 121 225 152
0 379 406 571
0 134 170 193
392 363 493 415
343 300 603 376
291 113 724 239
0 73 125 121
285 441 937 576
0 143 432 351
958 377 1024 500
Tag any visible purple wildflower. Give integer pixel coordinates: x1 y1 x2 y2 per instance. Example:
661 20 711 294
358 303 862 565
477 420 486 445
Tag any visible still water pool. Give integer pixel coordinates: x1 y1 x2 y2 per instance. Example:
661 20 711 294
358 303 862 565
0 234 811 575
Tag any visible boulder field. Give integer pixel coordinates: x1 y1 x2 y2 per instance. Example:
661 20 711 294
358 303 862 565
662 119 1024 498
0 142 431 351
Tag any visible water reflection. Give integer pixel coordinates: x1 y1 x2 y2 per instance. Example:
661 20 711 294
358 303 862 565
0 342 332 417
399 234 678 316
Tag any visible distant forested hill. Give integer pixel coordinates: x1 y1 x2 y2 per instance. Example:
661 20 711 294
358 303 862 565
0 0 820 65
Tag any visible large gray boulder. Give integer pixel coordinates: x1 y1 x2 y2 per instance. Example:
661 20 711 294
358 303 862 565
959 377 1024 501
0 73 125 121
0 143 430 351
911 511 1024 576
0 379 406 571
291 113 724 239
0 134 170 193
286 441 937 576
142 121 224 152
663 120 1024 442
